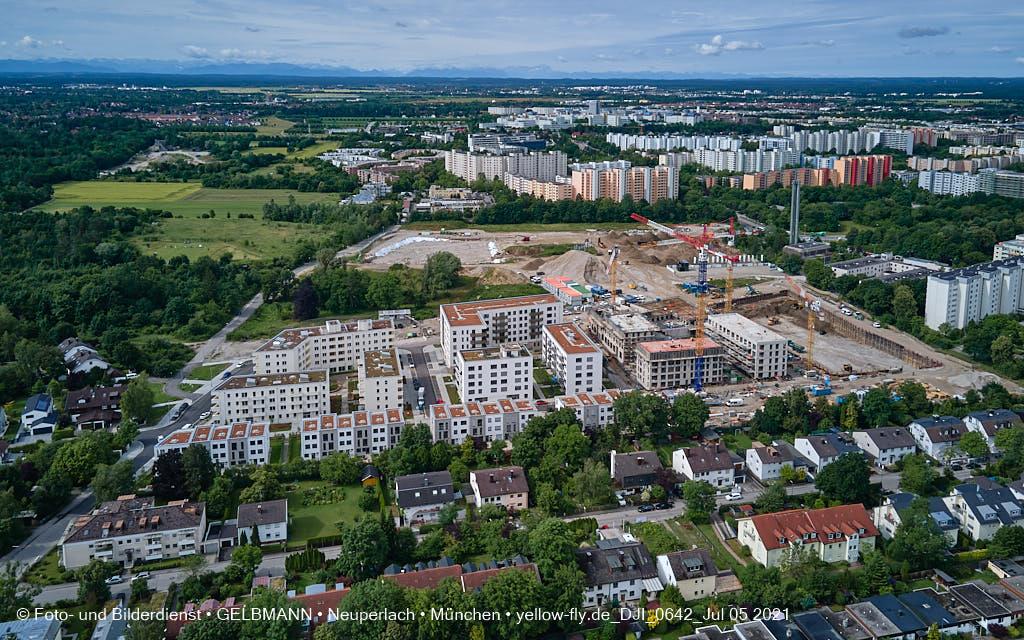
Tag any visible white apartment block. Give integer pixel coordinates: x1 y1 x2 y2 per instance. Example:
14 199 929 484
429 399 539 445
635 338 727 390
553 390 622 431
924 257 1024 330
253 319 395 374
155 422 270 467
213 371 330 429
358 348 404 412
444 149 567 182
300 409 406 459
61 496 205 570
705 313 787 380
455 344 533 403
440 294 563 366
918 170 982 196
541 323 603 395
994 233 1024 261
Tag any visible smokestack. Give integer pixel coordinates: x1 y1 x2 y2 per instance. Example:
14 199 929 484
789 181 801 245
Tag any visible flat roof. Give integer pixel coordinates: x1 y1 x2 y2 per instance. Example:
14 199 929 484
216 370 326 390
608 313 659 333
544 323 600 355
638 337 722 354
362 348 400 378
441 294 559 328
459 343 529 362
255 318 393 352
707 312 786 343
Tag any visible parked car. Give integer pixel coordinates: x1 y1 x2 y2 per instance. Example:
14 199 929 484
654 502 674 510
199 411 212 421
950 464 963 471
413 379 420 390
637 504 655 513
726 491 742 502
105 575 124 585
133 572 151 581
873 321 882 328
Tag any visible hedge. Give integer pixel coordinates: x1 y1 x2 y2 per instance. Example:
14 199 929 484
307 535 343 549
954 549 989 563
285 548 326 573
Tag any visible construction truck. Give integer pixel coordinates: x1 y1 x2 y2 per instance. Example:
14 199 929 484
768 317 779 326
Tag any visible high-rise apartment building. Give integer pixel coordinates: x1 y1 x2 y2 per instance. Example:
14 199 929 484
455 344 533 403
924 257 1024 330
212 371 330 428
440 294 563 366
541 323 603 395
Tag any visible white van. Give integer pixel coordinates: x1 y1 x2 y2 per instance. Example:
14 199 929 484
726 398 744 407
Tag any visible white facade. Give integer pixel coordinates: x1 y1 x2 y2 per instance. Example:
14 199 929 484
925 258 1024 330
455 344 533 403
918 170 981 196
907 416 965 459
429 399 538 445
994 233 1024 261
357 348 404 412
155 422 271 467
852 427 917 468
253 319 395 374
554 390 622 431
541 323 603 395
943 484 1024 541
673 444 737 487
300 409 406 458
440 294 563 366
964 409 1023 451
705 313 787 380
634 338 726 390
444 149 567 182
212 371 330 429
236 500 288 546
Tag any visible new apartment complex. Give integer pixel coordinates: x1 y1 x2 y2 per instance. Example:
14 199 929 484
299 409 406 458
357 348 404 412
635 338 726 390
502 173 574 201
61 496 206 570
553 389 622 431
455 344 533 403
541 323 603 395
591 312 660 368
253 319 394 374
440 294 562 366
924 257 1024 330
428 399 539 445
993 233 1024 261
705 313 787 379
212 371 330 428
155 422 270 467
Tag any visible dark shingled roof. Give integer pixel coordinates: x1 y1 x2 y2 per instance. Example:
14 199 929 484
64 497 204 544
237 499 287 528
395 471 455 508
575 538 657 587
472 466 529 498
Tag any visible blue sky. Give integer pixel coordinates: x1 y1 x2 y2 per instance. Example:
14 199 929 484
3 1 1024 76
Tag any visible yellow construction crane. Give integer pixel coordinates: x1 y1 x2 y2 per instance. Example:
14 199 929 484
607 245 620 295
784 275 820 370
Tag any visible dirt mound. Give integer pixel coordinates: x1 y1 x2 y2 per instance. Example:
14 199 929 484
522 258 546 271
476 267 530 285
539 250 608 285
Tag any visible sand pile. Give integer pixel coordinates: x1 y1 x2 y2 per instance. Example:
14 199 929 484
476 267 530 285
540 250 609 286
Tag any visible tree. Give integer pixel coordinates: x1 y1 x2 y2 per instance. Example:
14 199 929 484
129 577 150 605
319 451 361 485
182 444 216 500
238 467 282 504
892 284 917 326
478 567 546 640
613 391 671 438
755 480 787 513
121 374 156 424
178 615 239 640
422 251 462 298
0 563 38 620
990 525 1024 559
231 544 263 574
51 433 114 486
317 578 407 640
90 459 136 501
292 277 319 320
991 334 1015 368
334 517 389 580
201 476 234 519
544 422 590 470
77 559 116 605
527 518 577 581
897 381 931 417
803 259 834 290
364 273 405 310
113 419 140 449
888 497 948 570
900 455 938 496
239 588 302 640
815 453 871 504
570 459 616 509
682 481 716 524
153 450 185 499
535 482 573 516
958 431 989 460
546 563 586 632
860 388 893 427
672 393 709 438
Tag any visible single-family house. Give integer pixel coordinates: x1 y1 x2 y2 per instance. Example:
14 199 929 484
948 582 1013 633
964 410 1023 452
673 444 744 488
575 538 662 607
656 548 740 601
59 338 111 375
66 385 125 431
470 466 529 511
236 499 287 545
852 427 916 468
872 492 958 546
943 482 1024 541
847 594 926 640
907 415 965 460
19 393 58 437
795 432 861 474
0 617 62 640
610 450 663 491
745 441 808 483
395 471 455 526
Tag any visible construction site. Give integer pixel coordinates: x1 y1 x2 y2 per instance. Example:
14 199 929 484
358 215 1020 400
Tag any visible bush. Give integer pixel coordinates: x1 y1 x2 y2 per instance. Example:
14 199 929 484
306 535 343 548
52 428 74 441
285 548 326 573
954 549 989 563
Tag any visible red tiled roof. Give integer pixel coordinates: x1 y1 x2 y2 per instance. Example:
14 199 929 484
744 504 879 551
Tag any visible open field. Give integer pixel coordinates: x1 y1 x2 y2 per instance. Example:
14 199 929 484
255 116 295 135
134 216 322 261
188 363 229 380
248 146 289 155
765 314 906 374
291 141 341 159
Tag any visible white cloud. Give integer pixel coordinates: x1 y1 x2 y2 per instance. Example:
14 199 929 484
1016 57 1024 64
990 46 1011 53
816 39 836 47
695 34 763 56
181 45 209 58
16 35 43 48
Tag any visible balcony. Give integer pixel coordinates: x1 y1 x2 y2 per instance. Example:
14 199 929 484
93 550 113 558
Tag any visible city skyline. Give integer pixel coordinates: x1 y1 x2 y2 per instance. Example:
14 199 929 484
2 0 1023 77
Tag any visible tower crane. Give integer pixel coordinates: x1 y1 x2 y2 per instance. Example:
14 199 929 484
607 245 620 296
784 274 821 371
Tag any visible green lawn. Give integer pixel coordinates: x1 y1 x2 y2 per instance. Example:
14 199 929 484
189 363 229 380
145 381 177 405
255 116 295 136
446 384 461 404
23 547 68 586
287 436 303 464
270 437 284 465
248 146 289 156
2 397 26 439
284 481 366 545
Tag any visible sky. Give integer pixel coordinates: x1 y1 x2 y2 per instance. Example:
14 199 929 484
2 0 1024 76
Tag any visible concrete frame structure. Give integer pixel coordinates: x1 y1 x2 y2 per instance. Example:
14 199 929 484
635 338 726 390
705 313 787 380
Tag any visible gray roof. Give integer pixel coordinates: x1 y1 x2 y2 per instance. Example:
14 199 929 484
680 444 736 474
237 499 288 528
64 498 205 544
949 582 1011 619
471 466 529 498
800 432 860 460
930 589 981 624
0 617 61 640
24 394 52 414
897 591 956 628
750 441 808 467
973 579 1024 614
661 548 717 581
885 492 959 532
845 601 903 637
966 409 1022 435
575 538 657 587
91 605 129 640
612 450 663 485
932 257 1024 282
793 611 844 640
395 471 454 508
816 607 870 640
954 483 1024 527
860 426 916 450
